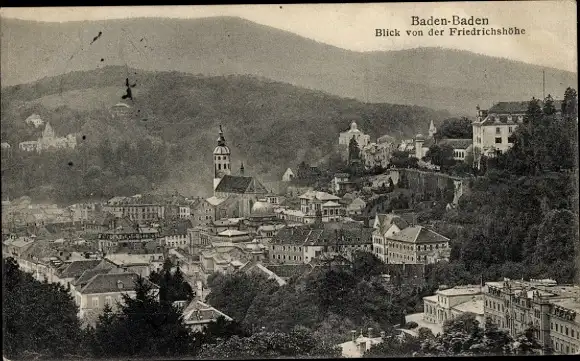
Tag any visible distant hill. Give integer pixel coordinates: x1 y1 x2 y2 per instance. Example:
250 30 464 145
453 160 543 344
1 17 577 114
1 67 450 198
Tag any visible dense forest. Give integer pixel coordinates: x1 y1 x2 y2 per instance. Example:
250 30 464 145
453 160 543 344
1 66 450 202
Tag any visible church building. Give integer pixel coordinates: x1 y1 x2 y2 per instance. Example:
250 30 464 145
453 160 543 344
208 126 269 219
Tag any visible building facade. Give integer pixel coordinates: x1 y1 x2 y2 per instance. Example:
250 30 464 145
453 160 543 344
385 226 450 265
423 285 484 327
299 190 344 223
483 279 580 354
371 213 409 262
339 122 371 160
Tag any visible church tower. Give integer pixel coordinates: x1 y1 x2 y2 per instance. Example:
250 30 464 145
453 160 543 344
213 125 231 190
43 122 55 140
428 120 437 138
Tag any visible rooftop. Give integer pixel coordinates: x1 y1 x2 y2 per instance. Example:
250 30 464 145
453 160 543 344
452 298 484 315
438 138 473 150
299 190 341 201
387 226 449 244
58 260 103 279
217 229 249 237
80 272 158 294
105 253 163 266
550 298 580 318
438 285 483 296
215 175 268 195
183 300 233 324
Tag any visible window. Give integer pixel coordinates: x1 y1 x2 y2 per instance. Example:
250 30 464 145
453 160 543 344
566 327 569 336
105 296 112 306
495 137 502 144
508 127 513 133
92 297 99 308
496 127 501 134
572 329 575 337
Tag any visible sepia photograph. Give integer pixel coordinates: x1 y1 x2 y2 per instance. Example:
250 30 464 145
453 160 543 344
1 1 578 359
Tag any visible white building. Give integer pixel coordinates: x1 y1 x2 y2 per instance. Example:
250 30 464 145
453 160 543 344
371 213 410 262
331 173 350 194
282 168 295 182
472 101 562 165
25 114 44 128
339 121 371 159
338 329 384 358
423 285 485 328
299 190 344 223
362 135 397 169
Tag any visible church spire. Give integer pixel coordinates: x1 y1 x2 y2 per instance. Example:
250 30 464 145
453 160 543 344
428 120 437 138
217 125 226 146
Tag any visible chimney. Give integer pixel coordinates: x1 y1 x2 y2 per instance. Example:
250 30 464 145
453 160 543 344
351 330 357 342
367 328 373 338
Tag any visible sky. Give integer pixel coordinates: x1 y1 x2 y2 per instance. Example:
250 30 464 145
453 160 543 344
1 1 577 72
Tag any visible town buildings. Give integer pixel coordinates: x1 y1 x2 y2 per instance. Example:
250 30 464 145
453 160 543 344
299 190 344 223
483 278 580 354
18 122 77 153
331 173 350 194
361 134 397 169
269 223 373 264
97 221 159 254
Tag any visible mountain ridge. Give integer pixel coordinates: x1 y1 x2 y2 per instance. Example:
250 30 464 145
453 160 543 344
2 16 576 114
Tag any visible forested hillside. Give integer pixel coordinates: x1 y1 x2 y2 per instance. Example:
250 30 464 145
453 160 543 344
1 66 450 202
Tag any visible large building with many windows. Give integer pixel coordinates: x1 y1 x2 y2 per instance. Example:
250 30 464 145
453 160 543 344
269 224 373 264
471 100 562 165
384 226 450 265
483 278 580 354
